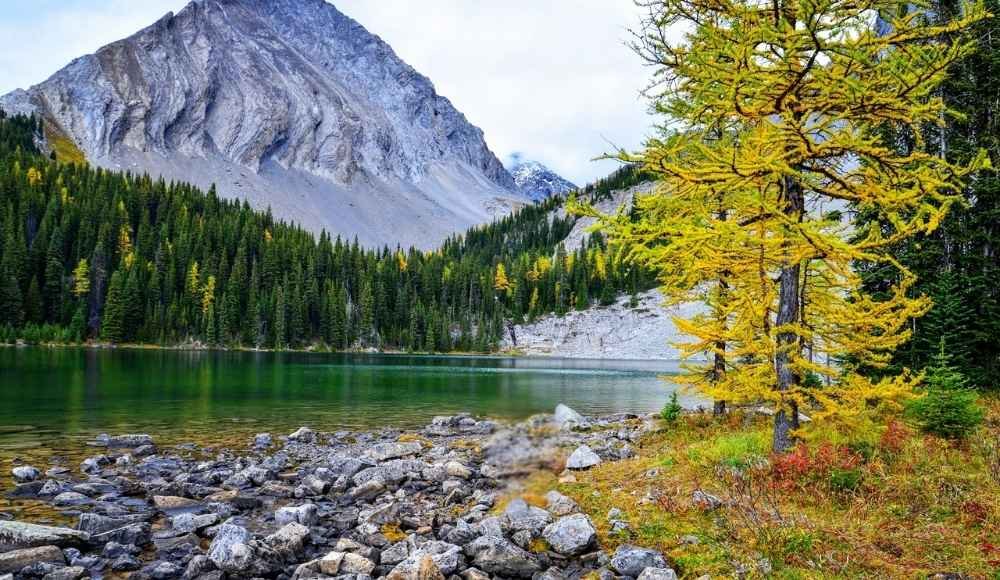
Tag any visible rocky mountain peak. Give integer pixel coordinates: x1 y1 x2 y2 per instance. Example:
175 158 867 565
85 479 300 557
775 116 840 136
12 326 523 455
1 0 522 248
507 153 577 202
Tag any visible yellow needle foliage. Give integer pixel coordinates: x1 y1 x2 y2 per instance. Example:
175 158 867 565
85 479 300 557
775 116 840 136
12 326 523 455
573 0 990 446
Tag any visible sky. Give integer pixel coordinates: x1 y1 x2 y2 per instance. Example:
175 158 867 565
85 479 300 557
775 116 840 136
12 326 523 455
0 0 660 186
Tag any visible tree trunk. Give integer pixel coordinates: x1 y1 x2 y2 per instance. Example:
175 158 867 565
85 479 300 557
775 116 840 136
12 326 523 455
773 175 804 453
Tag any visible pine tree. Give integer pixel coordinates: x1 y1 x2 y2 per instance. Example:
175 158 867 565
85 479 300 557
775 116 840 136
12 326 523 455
579 0 990 450
102 270 126 343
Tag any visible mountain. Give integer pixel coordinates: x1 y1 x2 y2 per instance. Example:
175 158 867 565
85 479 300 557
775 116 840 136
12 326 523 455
0 0 524 249
507 153 577 201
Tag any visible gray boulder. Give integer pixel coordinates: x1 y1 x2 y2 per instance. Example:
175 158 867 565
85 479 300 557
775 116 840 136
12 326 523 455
542 514 597 556
11 466 40 483
465 535 540 578
611 545 669 577
566 445 602 470
0 521 89 551
554 404 585 427
387 553 446 580
207 523 255 574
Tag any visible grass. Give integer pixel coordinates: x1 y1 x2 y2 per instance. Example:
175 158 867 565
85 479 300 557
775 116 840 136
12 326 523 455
530 398 1000 578
42 118 86 165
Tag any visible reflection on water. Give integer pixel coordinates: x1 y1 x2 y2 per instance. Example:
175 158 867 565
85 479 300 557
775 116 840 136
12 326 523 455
0 347 699 518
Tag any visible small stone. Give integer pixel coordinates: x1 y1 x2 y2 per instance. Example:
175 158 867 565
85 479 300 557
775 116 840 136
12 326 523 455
287 427 316 443
566 445 601 470
544 490 579 516
637 568 680 580
11 465 40 483
275 503 318 527
692 490 723 511
339 552 376 575
318 551 345 575
152 495 200 510
444 461 472 479
171 512 218 534
253 433 273 449
364 441 423 462
611 545 669 577
542 514 597 556
387 554 446 580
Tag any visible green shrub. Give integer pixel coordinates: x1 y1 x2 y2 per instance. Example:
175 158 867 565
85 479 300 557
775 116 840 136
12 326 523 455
828 468 862 493
905 343 984 440
661 391 683 423
687 430 769 468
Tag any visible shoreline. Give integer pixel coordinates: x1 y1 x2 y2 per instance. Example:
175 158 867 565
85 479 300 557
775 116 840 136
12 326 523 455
1 407 673 579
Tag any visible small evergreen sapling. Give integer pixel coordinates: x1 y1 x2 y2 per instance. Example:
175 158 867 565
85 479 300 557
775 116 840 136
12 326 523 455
905 342 984 439
661 391 683 423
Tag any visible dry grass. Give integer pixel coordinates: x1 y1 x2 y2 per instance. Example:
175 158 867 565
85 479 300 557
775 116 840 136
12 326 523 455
545 397 1000 578
42 118 86 165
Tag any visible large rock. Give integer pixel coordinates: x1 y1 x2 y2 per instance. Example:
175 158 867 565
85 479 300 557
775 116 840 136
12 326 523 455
0 546 65 574
566 445 602 470
611 545 669 577
288 427 316 443
263 522 310 560
0 521 89 551
554 404 585 427
465 535 540 578
353 459 430 486
542 514 597 556
207 524 255 574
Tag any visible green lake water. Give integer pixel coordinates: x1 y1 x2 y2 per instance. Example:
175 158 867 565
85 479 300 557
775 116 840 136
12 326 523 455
0 348 692 453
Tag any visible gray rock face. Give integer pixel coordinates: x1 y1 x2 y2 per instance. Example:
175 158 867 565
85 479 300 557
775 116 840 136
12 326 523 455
566 445 602 470
0 522 89 552
542 514 596 556
0 0 523 249
610 545 669 577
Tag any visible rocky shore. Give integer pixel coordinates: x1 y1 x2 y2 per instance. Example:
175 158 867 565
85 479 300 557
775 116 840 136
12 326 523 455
1 406 677 580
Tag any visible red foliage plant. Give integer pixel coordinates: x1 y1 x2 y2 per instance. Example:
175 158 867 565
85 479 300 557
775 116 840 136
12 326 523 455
770 443 862 490
879 420 911 454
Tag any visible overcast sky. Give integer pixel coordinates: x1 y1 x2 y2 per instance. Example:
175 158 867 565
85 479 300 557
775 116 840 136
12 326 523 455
0 0 658 185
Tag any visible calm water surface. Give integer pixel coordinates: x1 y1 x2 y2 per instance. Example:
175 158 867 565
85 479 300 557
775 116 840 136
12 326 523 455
1 348 691 452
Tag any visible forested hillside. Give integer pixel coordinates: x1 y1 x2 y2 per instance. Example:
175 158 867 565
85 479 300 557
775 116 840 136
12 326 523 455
0 111 653 351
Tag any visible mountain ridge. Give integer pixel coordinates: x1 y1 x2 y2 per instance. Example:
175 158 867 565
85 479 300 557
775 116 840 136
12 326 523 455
507 154 578 201
0 0 523 248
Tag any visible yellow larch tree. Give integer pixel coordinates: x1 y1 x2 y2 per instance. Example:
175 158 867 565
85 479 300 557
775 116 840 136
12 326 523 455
579 0 990 450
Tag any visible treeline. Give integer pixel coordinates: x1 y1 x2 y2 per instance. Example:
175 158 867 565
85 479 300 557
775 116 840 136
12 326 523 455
0 110 653 351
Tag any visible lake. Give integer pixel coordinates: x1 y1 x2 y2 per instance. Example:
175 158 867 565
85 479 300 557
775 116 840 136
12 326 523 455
0 348 691 454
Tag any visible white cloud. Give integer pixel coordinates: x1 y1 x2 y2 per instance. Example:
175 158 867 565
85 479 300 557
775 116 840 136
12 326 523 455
0 0 659 185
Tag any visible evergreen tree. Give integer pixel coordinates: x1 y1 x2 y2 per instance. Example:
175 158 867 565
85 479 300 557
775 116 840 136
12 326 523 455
102 270 126 343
